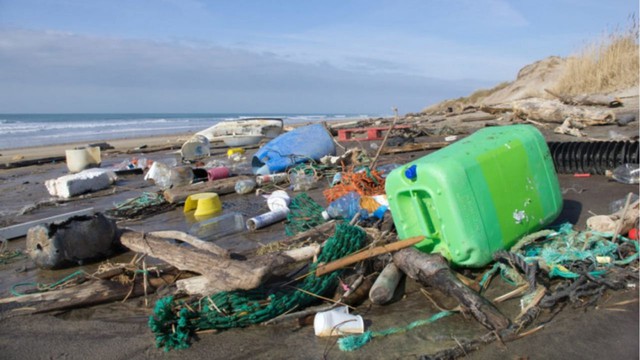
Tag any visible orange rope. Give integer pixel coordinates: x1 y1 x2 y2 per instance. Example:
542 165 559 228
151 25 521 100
323 167 386 203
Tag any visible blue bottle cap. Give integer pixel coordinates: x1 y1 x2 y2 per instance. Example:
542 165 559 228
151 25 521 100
405 165 417 180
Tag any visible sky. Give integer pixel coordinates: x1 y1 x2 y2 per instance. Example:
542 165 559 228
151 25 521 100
0 0 637 114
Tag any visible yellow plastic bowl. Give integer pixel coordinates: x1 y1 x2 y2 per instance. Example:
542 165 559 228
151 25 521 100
184 192 222 218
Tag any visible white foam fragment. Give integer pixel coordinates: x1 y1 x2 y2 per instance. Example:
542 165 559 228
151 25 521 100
45 168 117 198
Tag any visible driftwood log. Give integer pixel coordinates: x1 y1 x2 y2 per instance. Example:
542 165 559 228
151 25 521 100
512 99 616 125
381 141 449 155
393 248 510 331
163 175 251 204
120 229 322 295
0 269 178 315
545 89 622 107
162 220 336 296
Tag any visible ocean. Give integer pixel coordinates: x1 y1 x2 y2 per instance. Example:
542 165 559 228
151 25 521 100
0 113 374 150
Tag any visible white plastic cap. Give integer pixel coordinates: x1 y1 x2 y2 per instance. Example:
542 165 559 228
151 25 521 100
321 210 330 221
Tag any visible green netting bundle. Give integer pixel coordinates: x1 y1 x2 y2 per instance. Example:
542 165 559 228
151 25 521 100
285 193 327 236
149 222 367 351
106 191 170 219
520 223 639 278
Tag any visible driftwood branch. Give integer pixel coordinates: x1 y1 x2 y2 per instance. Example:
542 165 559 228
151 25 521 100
381 142 449 155
393 248 510 331
163 175 250 203
545 88 622 107
120 229 321 295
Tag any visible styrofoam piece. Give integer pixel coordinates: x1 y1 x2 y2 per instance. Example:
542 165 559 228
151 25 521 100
45 168 117 198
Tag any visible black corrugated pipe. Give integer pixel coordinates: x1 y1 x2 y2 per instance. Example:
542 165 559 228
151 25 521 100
547 141 639 175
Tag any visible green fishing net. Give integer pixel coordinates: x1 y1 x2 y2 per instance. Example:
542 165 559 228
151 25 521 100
285 193 327 236
149 222 367 351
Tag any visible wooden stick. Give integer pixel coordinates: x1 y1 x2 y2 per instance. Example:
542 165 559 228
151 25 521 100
149 230 230 258
370 107 399 170
315 236 425 277
493 284 529 303
380 141 449 155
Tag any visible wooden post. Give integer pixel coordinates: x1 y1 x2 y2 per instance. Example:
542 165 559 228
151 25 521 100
393 248 510 331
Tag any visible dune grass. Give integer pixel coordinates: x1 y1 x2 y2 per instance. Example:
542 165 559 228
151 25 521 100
553 16 639 95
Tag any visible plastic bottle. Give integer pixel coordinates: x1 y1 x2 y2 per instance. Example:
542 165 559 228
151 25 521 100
188 212 245 241
607 164 640 184
322 192 362 220
169 166 194 187
235 179 257 194
609 193 640 213
290 171 316 192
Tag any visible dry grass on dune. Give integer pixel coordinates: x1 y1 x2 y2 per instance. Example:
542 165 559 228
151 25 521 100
553 16 639 95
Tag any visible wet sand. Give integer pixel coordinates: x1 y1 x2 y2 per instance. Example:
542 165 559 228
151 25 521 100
0 119 638 359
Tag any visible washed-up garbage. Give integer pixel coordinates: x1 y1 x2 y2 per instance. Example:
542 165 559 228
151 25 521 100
284 193 327 236
181 134 210 162
246 190 291 231
148 223 366 351
206 166 230 181
145 162 193 189
314 306 364 336
234 179 256 194
65 146 101 173
322 192 388 221
323 166 386 203
256 172 289 186
188 212 245 241
184 193 222 218
247 210 289 231
252 123 336 174
606 163 639 184
26 213 120 269
45 168 117 198
386 124 563 267
289 170 317 191
266 190 290 211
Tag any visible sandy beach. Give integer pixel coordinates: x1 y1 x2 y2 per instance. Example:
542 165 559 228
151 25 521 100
0 111 638 359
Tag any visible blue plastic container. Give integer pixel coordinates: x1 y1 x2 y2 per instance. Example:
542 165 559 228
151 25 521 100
252 124 336 174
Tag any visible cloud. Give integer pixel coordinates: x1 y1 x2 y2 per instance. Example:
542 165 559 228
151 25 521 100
0 28 490 113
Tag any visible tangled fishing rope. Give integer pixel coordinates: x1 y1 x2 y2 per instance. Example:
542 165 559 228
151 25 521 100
490 223 639 309
323 166 386 203
339 311 454 351
106 192 173 219
285 193 327 236
149 223 367 351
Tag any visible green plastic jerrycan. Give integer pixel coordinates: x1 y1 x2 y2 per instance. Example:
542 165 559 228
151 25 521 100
385 124 562 267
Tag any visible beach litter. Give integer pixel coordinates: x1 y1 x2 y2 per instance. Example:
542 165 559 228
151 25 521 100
26 213 120 269
45 168 117 198
252 123 336 174
180 134 210 162
65 146 101 173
